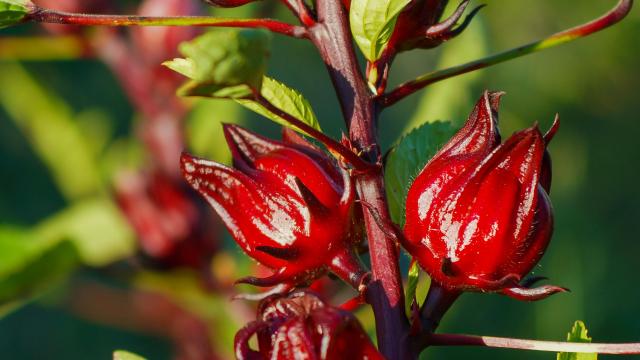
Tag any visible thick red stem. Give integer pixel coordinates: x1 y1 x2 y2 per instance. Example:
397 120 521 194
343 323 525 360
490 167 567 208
309 0 411 358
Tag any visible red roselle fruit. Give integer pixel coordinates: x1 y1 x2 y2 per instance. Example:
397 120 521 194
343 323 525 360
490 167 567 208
235 291 383 360
181 124 368 295
403 91 567 301
114 170 219 272
202 0 259 8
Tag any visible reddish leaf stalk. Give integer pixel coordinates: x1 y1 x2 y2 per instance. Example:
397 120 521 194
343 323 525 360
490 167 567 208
381 0 633 107
27 7 308 38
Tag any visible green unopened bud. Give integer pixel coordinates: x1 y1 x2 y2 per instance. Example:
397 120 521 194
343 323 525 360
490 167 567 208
163 29 271 98
0 0 34 29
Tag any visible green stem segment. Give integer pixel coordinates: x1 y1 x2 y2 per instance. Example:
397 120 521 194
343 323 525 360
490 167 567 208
426 333 640 354
381 0 633 107
27 8 307 38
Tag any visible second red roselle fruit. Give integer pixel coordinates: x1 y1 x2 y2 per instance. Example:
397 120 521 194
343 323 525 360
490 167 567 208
114 170 219 271
235 291 383 360
181 125 368 294
403 91 566 301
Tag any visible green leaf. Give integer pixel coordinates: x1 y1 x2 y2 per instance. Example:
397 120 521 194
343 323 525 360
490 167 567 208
404 259 420 313
0 0 32 29
349 0 411 61
236 76 321 135
164 29 271 98
557 321 598 360
34 198 136 267
0 227 79 316
113 350 147 360
384 121 457 225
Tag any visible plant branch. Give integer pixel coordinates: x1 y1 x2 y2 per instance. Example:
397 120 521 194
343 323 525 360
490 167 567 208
425 333 640 355
253 94 374 171
27 7 308 38
381 0 634 107
309 0 411 358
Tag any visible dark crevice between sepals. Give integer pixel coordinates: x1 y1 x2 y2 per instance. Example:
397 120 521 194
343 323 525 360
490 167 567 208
294 177 331 214
235 267 293 287
540 115 559 194
441 257 457 277
256 245 299 260
519 275 548 288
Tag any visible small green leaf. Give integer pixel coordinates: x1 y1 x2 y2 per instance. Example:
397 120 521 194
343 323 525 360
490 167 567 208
163 57 196 78
34 198 136 267
236 76 321 135
164 29 271 98
557 321 598 360
0 227 78 316
0 0 32 29
349 0 411 61
404 259 420 312
113 350 147 360
384 121 457 225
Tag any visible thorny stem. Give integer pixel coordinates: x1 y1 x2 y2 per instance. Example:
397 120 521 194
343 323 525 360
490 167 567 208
381 0 634 107
425 333 640 355
309 0 410 358
27 7 308 38
253 94 375 172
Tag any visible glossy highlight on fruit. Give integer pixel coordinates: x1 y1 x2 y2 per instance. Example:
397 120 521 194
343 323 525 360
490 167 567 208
235 291 383 360
181 124 367 295
402 91 566 301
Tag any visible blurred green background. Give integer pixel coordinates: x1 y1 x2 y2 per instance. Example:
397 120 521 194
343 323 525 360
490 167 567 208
1 1 639 359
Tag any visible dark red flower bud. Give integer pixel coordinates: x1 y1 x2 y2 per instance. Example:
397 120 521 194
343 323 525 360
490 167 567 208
235 291 383 360
114 170 219 271
181 125 368 295
402 91 566 301
367 0 484 93
202 0 259 8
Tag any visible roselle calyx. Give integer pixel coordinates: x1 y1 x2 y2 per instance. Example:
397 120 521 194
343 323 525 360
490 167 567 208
181 124 368 295
235 291 383 360
114 170 219 272
202 0 258 8
367 0 484 93
403 91 566 301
